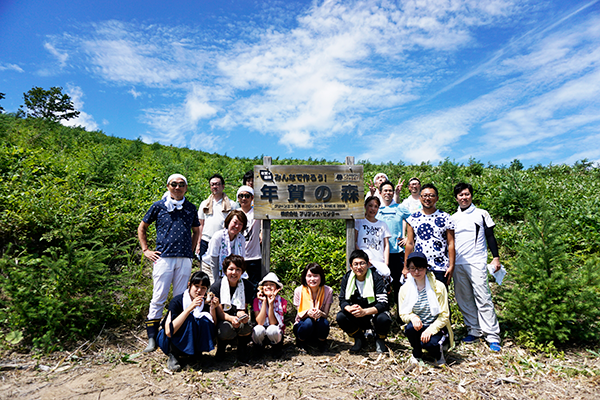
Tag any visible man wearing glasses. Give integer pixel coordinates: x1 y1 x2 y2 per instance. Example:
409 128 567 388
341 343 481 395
138 174 200 352
196 174 238 258
403 183 455 286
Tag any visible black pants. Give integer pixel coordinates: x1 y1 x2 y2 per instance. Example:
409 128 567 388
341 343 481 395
389 252 405 304
336 309 392 337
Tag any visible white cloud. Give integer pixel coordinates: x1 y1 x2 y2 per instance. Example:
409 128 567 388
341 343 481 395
61 85 99 131
0 63 24 73
128 87 142 98
44 42 69 67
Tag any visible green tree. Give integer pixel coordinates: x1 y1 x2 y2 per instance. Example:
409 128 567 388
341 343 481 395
18 86 80 122
501 209 600 344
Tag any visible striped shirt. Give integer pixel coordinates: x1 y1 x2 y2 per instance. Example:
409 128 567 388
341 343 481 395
413 288 436 325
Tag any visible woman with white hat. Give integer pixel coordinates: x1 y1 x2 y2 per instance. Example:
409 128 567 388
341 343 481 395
252 272 288 357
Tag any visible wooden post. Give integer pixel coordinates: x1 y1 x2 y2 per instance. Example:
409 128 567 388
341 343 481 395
345 156 355 270
261 156 272 277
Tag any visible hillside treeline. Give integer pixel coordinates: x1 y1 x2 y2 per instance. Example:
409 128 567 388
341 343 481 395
1 114 599 351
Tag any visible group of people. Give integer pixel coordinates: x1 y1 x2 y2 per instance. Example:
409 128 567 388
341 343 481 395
138 171 503 371
353 174 502 364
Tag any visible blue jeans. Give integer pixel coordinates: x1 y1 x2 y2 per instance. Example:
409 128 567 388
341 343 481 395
293 317 330 341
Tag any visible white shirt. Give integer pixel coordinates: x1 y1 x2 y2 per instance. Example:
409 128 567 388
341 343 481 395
401 196 422 214
453 203 495 265
198 197 239 242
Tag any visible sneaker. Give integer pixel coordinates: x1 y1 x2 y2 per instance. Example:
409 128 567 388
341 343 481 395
167 353 181 372
375 338 387 353
409 355 422 364
489 342 502 352
461 335 481 343
435 352 446 366
364 329 374 340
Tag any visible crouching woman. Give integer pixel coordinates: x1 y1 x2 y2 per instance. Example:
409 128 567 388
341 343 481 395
157 271 217 372
337 249 392 353
398 252 454 365
293 263 333 352
252 272 287 356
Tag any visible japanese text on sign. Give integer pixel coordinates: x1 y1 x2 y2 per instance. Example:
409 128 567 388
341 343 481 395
254 164 364 220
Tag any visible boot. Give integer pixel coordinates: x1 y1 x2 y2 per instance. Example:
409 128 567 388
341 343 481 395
349 331 363 353
237 335 251 363
143 319 161 353
215 339 228 359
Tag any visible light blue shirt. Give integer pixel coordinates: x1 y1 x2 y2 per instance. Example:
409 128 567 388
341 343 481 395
376 203 411 254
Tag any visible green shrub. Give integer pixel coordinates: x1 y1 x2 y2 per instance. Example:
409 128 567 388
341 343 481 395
0 237 143 351
500 209 600 344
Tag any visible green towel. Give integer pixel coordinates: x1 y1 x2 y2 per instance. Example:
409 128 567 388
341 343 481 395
345 268 375 303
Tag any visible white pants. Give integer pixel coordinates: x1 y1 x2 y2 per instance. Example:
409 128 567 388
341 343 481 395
453 263 501 343
147 257 192 320
371 261 391 279
252 324 282 345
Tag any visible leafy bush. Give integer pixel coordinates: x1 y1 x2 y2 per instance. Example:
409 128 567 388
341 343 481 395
500 209 600 344
0 237 142 351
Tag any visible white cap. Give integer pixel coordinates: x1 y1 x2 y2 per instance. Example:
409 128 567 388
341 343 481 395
167 174 187 185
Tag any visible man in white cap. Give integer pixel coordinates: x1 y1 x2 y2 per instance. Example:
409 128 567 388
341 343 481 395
237 185 262 288
138 174 200 352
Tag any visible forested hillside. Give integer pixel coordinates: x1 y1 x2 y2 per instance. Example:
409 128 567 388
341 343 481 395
1 114 599 351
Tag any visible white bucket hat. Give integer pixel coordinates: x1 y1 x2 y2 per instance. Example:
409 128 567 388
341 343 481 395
259 272 283 289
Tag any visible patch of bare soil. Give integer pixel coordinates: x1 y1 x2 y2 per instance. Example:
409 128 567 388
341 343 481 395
1 319 599 399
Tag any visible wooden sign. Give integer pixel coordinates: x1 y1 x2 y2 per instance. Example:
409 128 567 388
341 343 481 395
254 164 364 220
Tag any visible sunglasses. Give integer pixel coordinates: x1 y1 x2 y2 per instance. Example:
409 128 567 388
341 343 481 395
169 182 187 188
238 193 252 199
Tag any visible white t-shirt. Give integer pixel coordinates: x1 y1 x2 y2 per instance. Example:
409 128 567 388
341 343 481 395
242 207 261 260
198 197 239 242
355 218 391 266
401 196 422 214
453 204 495 265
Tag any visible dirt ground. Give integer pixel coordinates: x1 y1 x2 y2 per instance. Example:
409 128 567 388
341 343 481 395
1 317 599 400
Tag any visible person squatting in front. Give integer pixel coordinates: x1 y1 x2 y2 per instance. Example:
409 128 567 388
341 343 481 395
252 272 287 357
209 254 254 362
398 252 454 365
337 249 392 353
156 271 218 371
137 173 200 353
293 263 334 352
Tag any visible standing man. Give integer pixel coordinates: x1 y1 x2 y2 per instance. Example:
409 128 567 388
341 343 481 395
138 174 200 353
404 183 455 286
452 182 502 352
237 185 262 287
376 180 411 301
197 174 238 258
400 177 423 214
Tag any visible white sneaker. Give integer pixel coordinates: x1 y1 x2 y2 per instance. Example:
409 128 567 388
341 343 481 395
409 356 422 364
435 352 446 366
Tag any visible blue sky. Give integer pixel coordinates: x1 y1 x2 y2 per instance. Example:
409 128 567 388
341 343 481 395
1 0 600 166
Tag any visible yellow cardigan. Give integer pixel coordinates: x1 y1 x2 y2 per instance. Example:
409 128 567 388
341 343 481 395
398 272 455 349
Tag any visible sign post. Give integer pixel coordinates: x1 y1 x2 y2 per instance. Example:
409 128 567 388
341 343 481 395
255 156 364 274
